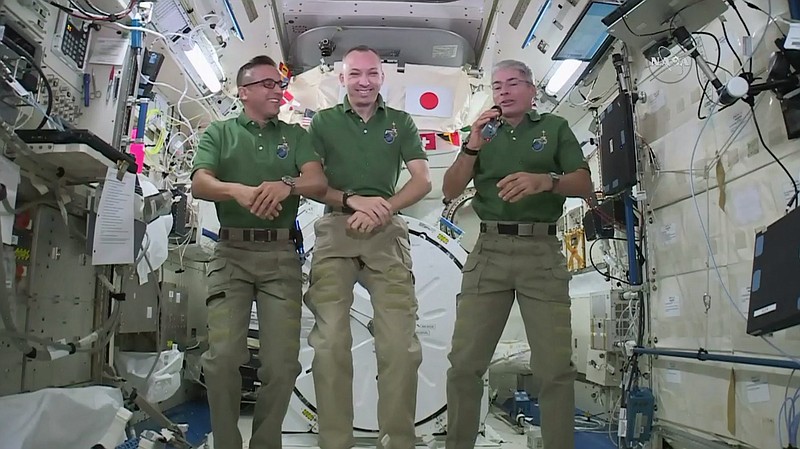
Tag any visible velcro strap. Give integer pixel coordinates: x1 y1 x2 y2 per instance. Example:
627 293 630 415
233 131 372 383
479 222 557 236
219 228 291 242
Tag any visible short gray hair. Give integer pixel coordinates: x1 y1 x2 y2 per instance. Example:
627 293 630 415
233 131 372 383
491 60 535 84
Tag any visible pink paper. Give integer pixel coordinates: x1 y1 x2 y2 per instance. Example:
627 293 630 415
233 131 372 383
129 129 144 174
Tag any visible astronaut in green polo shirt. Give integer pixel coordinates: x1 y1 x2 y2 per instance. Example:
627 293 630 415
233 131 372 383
441 59 594 449
190 55 327 449
305 45 432 449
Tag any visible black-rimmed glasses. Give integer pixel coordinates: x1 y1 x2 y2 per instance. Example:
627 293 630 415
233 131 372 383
241 77 289 90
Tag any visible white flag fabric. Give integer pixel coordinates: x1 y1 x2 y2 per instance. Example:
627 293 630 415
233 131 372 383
404 85 454 118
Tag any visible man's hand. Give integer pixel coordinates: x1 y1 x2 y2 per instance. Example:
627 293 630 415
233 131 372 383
497 172 553 202
346 195 394 225
231 184 258 210
251 181 291 219
347 211 381 233
465 107 502 150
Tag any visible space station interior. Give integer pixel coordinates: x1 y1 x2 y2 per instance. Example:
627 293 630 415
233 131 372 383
0 0 800 448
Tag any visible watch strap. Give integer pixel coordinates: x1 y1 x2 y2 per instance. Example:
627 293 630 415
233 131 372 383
342 190 355 208
548 172 561 192
461 143 479 156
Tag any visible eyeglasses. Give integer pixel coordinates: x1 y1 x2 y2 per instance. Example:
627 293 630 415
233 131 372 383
491 78 532 91
241 77 289 90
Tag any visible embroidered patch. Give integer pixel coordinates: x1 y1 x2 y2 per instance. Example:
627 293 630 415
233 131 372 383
277 142 289 159
531 130 548 152
384 129 396 144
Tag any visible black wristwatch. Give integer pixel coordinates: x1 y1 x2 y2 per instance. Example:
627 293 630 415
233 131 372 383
461 143 479 156
342 190 356 208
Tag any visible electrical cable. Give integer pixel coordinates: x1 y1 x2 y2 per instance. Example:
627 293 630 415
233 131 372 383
780 370 799 446
589 236 645 286
690 31 737 120
726 0 754 73
720 19 744 69
749 106 799 209
621 16 670 37
55 0 135 22
1 38 53 130
688 0 800 367
0 223 36 355
741 0 788 37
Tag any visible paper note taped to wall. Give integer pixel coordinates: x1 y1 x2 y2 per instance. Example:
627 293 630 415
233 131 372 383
648 89 666 112
665 367 682 384
664 295 681 317
92 167 135 265
740 286 751 315
745 376 770 403
732 185 763 225
661 223 678 245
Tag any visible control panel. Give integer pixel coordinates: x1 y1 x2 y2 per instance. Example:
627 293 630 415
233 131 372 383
0 0 52 42
51 11 90 73
45 73 83 124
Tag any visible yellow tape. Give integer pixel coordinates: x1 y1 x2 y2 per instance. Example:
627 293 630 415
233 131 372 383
564 228 586 271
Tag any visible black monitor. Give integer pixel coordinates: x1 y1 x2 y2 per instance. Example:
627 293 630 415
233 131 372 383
552 1 618 62
747 207 800 336
599 92 637 195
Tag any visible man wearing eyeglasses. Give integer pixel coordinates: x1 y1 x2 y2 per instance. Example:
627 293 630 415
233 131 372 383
441 59 593 449
191 55 327 449
304 45 432 449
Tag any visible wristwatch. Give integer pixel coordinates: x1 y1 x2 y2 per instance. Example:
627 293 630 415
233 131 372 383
547 172 561 192
461 142 479 156
342 190 356 208
281 176 296 194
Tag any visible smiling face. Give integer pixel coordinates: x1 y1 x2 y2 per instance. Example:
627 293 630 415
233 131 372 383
491 67 537 119
340 49 384 108
238 63 285 119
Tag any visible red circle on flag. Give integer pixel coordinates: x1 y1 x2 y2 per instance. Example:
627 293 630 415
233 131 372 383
420 92 439 110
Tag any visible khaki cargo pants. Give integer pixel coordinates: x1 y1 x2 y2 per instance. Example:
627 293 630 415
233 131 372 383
201 238 303 449
304 213 422 449
446 223 576 449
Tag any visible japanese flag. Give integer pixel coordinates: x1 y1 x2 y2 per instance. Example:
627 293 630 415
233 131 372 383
405 86 454 118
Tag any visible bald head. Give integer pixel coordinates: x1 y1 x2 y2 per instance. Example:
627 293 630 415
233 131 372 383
340 46 384 108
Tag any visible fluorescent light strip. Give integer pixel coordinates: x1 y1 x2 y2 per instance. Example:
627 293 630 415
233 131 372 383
522 0 552 49
183 44 222 93
545 59 582 95
221 0 245 40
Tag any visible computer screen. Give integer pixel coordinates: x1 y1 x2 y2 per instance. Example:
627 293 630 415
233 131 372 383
553 1 618 61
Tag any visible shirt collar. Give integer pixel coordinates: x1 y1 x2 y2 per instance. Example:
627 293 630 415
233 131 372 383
343 93 386 113
525 109 541 122
236 112 279 128
497 109 541 129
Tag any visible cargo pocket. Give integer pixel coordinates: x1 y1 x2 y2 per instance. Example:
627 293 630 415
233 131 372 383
547 245 572 281
460 255 485 294
206 257 231 303
544 264 572 301
392 235 415 287
395 235 413 269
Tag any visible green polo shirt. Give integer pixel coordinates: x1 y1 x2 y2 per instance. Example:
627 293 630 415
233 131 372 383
191 113 320 229
308 95 427 198
471 110 589 223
